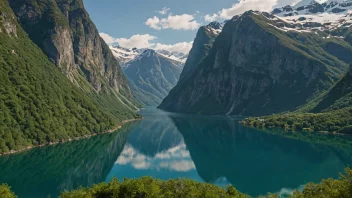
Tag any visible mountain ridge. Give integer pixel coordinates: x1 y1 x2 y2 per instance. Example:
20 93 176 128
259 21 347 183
159 10 350 116
122 49 184 106
9 0 139 113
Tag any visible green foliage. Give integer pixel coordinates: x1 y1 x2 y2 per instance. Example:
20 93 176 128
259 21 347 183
0 1 137 154
59 177 248 198
242 66 352 134
291 168 352 198
242 108 352 134
3 168 352 198
0 184 17 198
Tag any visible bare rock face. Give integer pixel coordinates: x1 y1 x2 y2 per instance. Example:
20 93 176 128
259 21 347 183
159 11 349 116
9 0 133 101
179 21 223 81
0 12 17 37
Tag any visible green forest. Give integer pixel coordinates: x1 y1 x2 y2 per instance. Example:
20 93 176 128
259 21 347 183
0 0 138 154
242 108 352 134
1 168 352 198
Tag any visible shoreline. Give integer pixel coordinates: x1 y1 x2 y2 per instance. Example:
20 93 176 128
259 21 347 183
0 118 142 157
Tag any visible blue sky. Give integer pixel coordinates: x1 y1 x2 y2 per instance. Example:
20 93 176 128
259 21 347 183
82 0 324 53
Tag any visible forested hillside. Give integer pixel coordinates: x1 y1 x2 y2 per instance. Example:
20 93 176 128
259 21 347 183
0 0 138 154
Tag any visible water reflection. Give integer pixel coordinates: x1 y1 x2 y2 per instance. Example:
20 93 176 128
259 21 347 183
1 108 352 197
170 114 352 196
106 108 352 196
0 123 133 198
105 109 202 182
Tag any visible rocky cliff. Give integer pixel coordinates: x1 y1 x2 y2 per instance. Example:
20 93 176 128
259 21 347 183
9 0 137 111
159 11 351 116
0 0 137 154
179 21 222 81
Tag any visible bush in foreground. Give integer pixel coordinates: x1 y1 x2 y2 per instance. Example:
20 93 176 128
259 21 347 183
0 184 17 198
1 168 352 197
59 177 247 198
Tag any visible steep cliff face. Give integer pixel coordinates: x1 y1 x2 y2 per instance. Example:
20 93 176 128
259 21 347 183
123 49 184 106
0 0 137 154
179 21 222 81
9 0 136 109
159 11 350 116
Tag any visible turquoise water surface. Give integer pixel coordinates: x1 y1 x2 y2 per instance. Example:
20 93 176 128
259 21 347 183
1 107 352 197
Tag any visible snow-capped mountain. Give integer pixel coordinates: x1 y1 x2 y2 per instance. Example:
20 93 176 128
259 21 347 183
156 50 188 63
110 45 188 65
123 49 184 106
273 0 352 16
266 0 352 37
109 45 143 64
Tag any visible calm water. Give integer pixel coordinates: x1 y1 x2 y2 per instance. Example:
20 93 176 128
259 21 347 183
1 107 352 197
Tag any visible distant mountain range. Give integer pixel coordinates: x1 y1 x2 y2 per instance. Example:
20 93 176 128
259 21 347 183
110 47 186 106
159 0 352 116
273 0 352 16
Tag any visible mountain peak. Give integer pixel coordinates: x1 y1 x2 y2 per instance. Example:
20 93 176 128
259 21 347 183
142 49 156 57
207 21 223 30
273 0 352 16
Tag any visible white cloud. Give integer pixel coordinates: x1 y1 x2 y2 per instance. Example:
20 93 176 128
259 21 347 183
158 7 170 15
145 16 161 30
99 32 118 45
219 0 278 19
115 143 196 172
145 14 200 30
204 0 324 21
116 34 157 49
100 33 157 48
204 13 220 22
154 41 193 54
100 32 192 54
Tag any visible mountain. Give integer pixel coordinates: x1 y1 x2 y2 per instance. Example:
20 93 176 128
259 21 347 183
273 0 352 16
156 50 188 63
242 66 352 134
123 49 184 106
109 45 188 66
159 11 351 116
159 21 223 109
311 65 352 112
0 0 138 154
109 45 143 65
8 0 139 114
179 21 223 81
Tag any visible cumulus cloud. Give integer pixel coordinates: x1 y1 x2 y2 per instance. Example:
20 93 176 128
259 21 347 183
219 0 278 19
203 0 324 21
116 34 156 49
100 32 192 54
145 16 161 30
99 32 118 45
115 143 196 172
154 41 193 54
204 13 220 22
158 7 170 15
145 14 200 30
100 33 156 48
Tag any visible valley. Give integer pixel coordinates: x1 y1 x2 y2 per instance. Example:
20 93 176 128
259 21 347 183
1 0 352 197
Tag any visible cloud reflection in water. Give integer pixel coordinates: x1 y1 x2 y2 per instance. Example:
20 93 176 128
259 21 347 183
115 143 195 172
